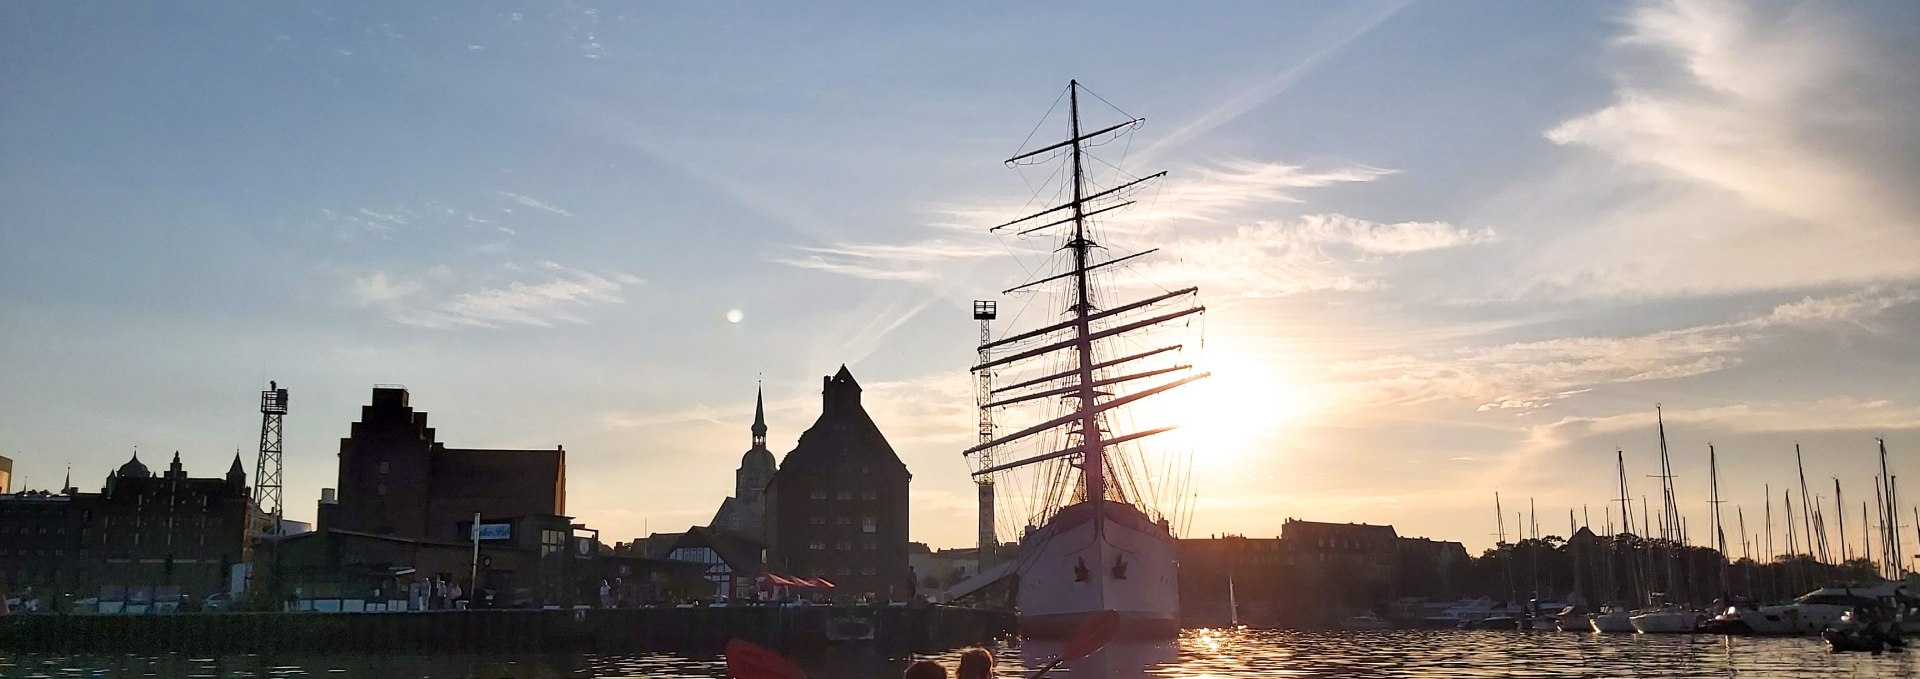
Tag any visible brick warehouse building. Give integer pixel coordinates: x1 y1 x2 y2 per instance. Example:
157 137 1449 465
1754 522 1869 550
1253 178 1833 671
0 452 252 608
764 367 911 601
319 386 565 542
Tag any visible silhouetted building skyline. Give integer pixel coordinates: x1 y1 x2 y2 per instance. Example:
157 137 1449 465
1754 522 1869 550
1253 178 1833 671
0 451 252 605
765 366 912 601
320 386 565 542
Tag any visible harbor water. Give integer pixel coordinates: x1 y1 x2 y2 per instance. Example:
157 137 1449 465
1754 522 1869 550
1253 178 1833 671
6 628 1920 678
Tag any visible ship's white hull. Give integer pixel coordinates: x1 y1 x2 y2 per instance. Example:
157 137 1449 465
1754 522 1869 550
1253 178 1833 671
1017 500 1179 639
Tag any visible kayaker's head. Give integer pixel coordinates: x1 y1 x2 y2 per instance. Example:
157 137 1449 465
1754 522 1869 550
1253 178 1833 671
904 660 949 679
956 647 994 679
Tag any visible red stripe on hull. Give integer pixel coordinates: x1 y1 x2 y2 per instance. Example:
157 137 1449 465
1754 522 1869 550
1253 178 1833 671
1021 611 1179 640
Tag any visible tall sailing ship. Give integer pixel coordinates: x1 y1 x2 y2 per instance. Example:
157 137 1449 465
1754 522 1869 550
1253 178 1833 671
965 81 1208 639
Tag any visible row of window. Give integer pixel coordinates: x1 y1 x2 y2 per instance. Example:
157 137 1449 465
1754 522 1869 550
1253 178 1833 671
807 490 881 501
807 516 879 532
806 540 880 551
0 526 67 535
2 516 228 532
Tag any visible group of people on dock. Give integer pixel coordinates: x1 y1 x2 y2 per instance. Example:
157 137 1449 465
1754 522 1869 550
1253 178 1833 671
904 647 995 679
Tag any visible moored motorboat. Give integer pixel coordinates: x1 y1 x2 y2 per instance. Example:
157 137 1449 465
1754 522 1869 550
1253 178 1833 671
1749 582 1906 635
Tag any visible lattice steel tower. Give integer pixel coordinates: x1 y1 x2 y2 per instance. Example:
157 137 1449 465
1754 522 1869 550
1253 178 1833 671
254 381 288 538
973 300 997 565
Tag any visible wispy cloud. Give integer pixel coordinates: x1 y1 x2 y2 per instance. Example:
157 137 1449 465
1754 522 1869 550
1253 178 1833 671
343 261 640 329
772 239 1003 282
1333 286 1920 413
1541 398 1920 440
785 159 1411 290
1518 0 1920 297
1135 214 1494 299
499 192 575 217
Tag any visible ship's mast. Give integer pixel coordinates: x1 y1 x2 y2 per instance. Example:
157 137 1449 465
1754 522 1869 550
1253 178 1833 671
965 81 1205 526
1066 80 1108 506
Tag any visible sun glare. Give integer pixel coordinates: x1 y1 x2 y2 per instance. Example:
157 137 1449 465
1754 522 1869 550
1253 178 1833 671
1136 346 1305 465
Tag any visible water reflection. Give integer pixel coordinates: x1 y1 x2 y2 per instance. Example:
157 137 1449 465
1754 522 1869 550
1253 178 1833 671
6 629 1920 678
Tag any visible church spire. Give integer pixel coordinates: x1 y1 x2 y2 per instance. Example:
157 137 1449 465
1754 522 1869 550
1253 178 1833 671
751 381 768 450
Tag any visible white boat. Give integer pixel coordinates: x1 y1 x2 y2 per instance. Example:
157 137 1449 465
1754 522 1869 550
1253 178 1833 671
1342 612 1393 630
965 81 1207 640
1590 604 1636 633
1551 605 1589 632
1630 604 1699 633
1420 598 1498 628
1747 582 1906 635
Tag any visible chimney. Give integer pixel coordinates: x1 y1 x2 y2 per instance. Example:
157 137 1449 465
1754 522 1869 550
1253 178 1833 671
320 488 338 504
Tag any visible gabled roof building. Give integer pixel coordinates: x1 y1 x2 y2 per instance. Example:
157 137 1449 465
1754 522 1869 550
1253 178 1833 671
764 366 912 601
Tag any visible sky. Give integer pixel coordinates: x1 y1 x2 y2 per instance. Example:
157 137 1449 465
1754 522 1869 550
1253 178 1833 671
3 1 1919 556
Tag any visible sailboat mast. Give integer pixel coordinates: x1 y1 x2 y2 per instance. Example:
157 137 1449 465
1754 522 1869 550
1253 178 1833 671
1063 81 1108 507
1835 478 1848 563
1710 444 1728 600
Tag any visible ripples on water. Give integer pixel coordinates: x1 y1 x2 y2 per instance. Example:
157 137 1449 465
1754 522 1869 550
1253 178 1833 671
4 628 1918 678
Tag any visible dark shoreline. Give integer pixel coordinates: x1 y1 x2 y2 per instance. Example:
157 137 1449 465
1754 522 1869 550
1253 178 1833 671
0 605 1014 655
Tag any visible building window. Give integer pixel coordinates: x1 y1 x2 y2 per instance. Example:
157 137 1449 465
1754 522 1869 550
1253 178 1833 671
862 517 876 534
811 516 826 525
861 490 877 500
836 490 852 500
541 529 564 556
860 566 877 576
810 491 828 500
837 567 852 576
835 517 851 526
836 541 852 551
378 484 388 496
862 540 876 551
810 541 826 550
379 461 389 474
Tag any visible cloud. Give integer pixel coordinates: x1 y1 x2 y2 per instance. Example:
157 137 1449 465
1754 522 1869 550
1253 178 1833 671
1539 398 1920 440
343 262 640 329
1520 1 1920 297
783 159 1410 289
499 192 575 217
1136 214 1494 298
1135 161 1397 225
772 239 1004 282
1333 286 1920 413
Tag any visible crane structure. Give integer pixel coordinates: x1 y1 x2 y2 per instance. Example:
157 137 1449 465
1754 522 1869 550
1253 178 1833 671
972 300 998 565
253 381 288 540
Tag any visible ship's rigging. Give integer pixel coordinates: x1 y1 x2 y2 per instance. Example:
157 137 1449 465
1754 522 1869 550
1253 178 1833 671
964 81 1210 541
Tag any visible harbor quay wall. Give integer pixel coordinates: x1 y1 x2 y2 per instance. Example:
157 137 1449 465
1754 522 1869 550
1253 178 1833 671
0 605 1014 655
